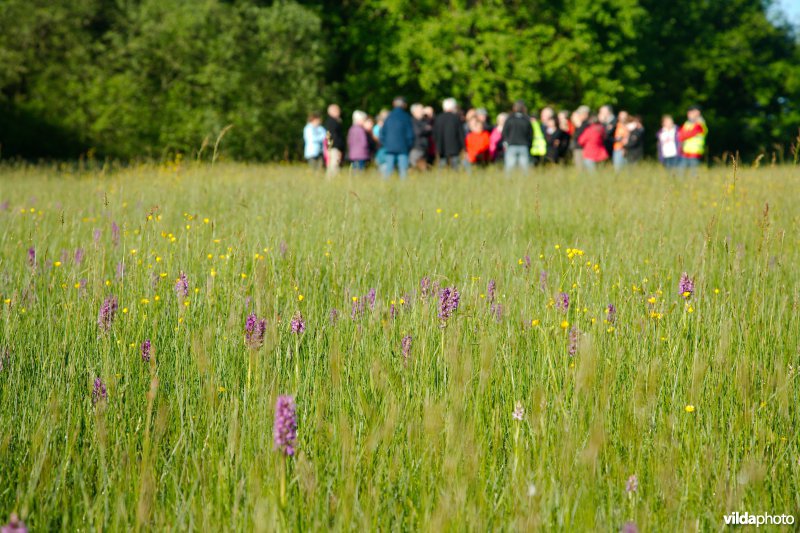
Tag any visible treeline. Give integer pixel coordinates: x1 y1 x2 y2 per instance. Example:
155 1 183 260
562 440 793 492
1 0 798 161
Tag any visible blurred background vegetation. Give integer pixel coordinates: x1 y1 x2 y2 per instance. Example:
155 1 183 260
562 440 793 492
0 0 798 161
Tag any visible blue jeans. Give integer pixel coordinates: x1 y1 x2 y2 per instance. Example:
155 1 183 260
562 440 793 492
681 157 700 175
351 160 367 171
504 145 530 173
583 159 597 173
613 149 626 171
382 153 409 179
662 157 680 169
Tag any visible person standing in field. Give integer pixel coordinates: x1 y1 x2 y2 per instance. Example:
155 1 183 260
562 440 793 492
464 118 491 171
529 108 549 166
612 110 630 171
544 115 569 164
598 104 617 158
623 115 645 165
489 112 508 164
363 115 378 161
557 110 573 162
502 100 533 173
303 112 326 169
678 105 707 173
577 115 609 172
347 110 370 171
379 97 415 179
657 114 680 169
324 104 345 176
434 97 465 170
423 106 437 166
410 103 432 171
372 109 389 169
570 105 591 169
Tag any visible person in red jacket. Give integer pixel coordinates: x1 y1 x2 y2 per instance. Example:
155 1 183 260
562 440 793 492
577 116 609 172
677 105 707 174
464 118 491 171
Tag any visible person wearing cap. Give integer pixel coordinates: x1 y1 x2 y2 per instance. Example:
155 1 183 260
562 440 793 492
379 97 415 179
678 105 707 173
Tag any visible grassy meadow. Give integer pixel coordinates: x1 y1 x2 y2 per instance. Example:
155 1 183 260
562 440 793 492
0 162 798 531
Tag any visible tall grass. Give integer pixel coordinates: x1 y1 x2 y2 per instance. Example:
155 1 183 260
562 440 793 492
0 162 798 531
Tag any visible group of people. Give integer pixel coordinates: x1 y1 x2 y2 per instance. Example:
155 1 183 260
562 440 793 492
303 97 708 178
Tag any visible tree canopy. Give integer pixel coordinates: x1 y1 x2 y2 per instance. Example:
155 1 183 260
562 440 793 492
1 0 798 161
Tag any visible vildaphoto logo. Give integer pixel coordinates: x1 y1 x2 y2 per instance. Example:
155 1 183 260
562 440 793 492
723 512 795 527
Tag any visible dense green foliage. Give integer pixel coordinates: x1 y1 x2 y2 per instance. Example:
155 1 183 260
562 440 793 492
0 0 325 160
0 0 798 160
0 162 798 529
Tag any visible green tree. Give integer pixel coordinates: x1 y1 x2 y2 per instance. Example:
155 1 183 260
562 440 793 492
0 0 326 160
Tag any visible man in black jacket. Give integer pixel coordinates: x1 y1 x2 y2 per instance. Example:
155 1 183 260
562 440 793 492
324 104 345 176
502 100 533 173
433 97 465 170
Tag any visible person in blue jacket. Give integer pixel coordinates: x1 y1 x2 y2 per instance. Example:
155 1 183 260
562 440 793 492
379 96 415 179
